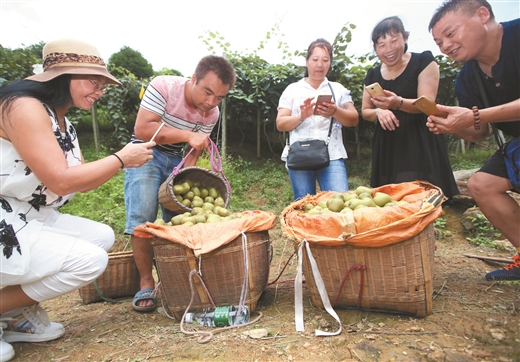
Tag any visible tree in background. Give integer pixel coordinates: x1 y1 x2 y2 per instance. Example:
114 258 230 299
327 23 380 157
0 42 43 85
334 53 380 159
199 22 304 157
0 27 464 157
200 21 377 157
108 46 154 79
435 55 463 107
154 67 183 77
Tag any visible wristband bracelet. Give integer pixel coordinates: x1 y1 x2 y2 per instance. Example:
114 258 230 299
395 96 403 111
472 106 481 130
112 153 125 169
296 113 302 123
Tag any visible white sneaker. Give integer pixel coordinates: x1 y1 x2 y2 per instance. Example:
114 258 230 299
0 319 15 362
1 304 65 343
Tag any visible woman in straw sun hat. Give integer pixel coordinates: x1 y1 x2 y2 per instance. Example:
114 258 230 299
0 38 155 362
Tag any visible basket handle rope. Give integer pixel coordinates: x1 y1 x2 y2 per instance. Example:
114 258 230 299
92 280 123 303
179 267 262 344
178 233 255 343
207 138 223 173
171 147 194 175
91 251 144 304
169 138 232 194
207 138 232 195
92 276 159 304
332 265 366 308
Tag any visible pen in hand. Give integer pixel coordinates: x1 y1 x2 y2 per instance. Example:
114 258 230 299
150 122 165 142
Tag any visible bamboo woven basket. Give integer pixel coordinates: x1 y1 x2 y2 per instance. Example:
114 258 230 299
299 224 435 317
151 231 271 320
78 251 140 304
158 166 231 214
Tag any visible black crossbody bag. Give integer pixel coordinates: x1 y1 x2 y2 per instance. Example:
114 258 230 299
286 83 336 171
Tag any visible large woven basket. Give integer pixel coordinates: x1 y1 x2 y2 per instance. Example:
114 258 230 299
158 166 231 214
300 224 435 317
151 231 271 320
78 251 140 304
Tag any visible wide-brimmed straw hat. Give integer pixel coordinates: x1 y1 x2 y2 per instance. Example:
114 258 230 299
26 38 121 85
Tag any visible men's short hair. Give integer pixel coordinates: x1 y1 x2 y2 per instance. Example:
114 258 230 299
195 55 236 89
429 0 495 31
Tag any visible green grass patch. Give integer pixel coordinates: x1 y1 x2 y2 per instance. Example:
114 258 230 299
449 148 495 171
464 212 503 249
196 154 294 215
433 216 454 239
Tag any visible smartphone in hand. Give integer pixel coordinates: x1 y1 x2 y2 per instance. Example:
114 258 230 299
313 94 333 115
365 82 385 98
412 96 447 117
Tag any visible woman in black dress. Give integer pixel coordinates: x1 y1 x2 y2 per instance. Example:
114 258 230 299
361 16 459 198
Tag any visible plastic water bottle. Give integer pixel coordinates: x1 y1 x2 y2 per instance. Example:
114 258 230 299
185 305 250 327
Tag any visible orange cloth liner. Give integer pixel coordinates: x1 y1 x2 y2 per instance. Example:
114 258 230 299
280 181 444 247
134 210 277 257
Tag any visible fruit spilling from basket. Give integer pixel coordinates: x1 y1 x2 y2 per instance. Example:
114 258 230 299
171 179 226 209
156 178 248 226
155 208 251 227
301 186 408 215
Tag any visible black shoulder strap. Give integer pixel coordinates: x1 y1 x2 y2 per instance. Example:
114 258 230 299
326 83 336 142
472 61 504 149
286 82 336 146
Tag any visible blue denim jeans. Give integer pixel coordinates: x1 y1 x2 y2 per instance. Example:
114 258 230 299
287 159 349 200
124 148 182 234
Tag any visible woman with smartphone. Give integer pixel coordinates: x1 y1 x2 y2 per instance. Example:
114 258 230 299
361 16 459 199
276 38 359 200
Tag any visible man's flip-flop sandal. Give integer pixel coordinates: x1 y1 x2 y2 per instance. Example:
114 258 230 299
132 288 156 312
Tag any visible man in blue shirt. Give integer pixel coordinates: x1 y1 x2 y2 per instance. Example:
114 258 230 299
427 0 520 281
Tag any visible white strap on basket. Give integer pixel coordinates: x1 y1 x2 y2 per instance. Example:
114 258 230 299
295 239 342 336
237 231 249 317
191 232 249 318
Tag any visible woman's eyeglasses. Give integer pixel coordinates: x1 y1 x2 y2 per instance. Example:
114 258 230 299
88 78 108 94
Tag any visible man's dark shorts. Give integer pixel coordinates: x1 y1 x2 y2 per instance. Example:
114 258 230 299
479 148 519 192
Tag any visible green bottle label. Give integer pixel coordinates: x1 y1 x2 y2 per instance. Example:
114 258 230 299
213 306 231 327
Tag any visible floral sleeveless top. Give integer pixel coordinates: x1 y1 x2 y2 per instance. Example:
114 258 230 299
0 103 82 276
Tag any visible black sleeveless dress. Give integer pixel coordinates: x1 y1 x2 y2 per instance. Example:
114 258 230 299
364 51 459 198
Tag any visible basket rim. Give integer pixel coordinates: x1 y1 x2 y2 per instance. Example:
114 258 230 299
161 166 231 213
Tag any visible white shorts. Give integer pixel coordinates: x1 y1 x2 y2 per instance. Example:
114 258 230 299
1 214 114 302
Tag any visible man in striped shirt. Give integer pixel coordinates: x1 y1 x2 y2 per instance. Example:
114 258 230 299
124 56 236 312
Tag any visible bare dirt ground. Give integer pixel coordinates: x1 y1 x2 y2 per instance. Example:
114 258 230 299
8 203 520 362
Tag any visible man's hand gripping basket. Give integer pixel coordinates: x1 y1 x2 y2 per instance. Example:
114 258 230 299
158 139 231 214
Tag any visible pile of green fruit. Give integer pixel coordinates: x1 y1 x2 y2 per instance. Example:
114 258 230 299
302 186 408 215
154 207 249 227
171 179 225 209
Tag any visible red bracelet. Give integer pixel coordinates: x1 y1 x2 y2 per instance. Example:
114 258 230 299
472 106 481 130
